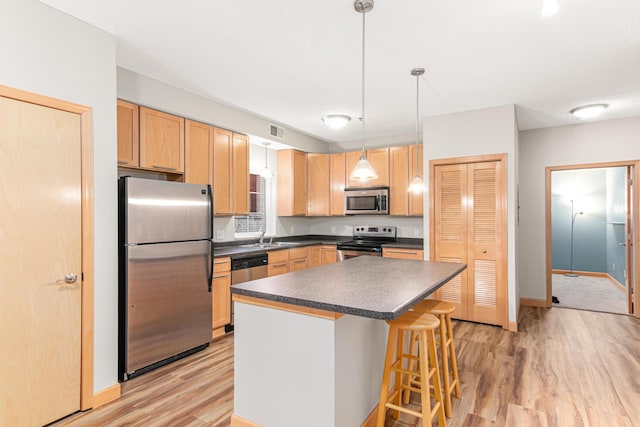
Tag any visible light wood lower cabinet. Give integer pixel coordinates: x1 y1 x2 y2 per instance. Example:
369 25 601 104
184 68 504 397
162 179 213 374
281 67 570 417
321 245 337 265
382 247 424 260
308 245 322 268
212 257 231 339
268 250 290 277
289 247 309 272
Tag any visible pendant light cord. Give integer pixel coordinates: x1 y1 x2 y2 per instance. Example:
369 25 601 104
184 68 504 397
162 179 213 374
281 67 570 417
360 8 366 159
415 72 420 173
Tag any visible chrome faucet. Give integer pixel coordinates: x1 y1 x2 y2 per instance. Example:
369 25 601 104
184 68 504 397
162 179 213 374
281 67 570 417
259 228 266 245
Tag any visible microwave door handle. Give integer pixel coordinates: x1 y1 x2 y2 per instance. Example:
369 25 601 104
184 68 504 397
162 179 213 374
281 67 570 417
375 195 380 211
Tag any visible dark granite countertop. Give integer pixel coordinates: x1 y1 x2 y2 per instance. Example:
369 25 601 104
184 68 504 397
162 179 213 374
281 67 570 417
231 256 465 320
213 235 423 258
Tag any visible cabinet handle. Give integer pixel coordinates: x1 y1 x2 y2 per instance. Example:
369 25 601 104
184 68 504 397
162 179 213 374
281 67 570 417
292 259 306 264
117 160 128 165
212 273 230 279
272 263 288 267
152 165 177 171
214 259 230 264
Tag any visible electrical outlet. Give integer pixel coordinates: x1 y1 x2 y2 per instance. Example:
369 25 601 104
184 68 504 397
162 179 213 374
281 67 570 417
613 262 615 271
624 269 627 278
331 227 336 234
216 230 224 240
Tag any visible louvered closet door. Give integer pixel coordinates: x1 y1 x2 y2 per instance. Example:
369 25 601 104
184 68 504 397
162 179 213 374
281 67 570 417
467 161 502 325
433 164 469 320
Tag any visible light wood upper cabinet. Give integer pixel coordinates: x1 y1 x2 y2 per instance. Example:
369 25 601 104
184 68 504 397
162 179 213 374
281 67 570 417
330 153 346 215
139 107 185 173
277 149 307 216
345 148 389 188
212 129 249 216
307 153 330 216
117 100 139 167
408 144 424 216
232 133 250 215
185 120 214 186
389 146 409 215
213 128 233 215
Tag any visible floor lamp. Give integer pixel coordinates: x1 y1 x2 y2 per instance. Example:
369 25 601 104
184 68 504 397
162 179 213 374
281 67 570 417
565 199 583 277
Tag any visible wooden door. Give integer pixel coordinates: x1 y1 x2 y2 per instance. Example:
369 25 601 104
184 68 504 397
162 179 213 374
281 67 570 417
308 153 330 216
432 163 469 319
408 144 423 216
117 99 139 167
432 158 506 326
389 146 409 215
213 128 233 215
0 96 82 425
185 119 214 186
139 107 185 173
330 153 346 215
232 133 250 215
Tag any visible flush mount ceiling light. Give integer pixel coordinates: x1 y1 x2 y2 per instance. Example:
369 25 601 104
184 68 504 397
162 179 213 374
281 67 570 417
349 0 378 183
322 114 351 130
408 67 426 194
570 103 608 120
259 142 273 178
541 0 559 16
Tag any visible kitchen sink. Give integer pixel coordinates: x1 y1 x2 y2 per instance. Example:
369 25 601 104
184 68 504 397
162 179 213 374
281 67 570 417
239 241 300 248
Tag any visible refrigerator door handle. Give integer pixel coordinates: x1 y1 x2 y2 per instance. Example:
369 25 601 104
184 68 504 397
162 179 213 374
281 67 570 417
208 240 213 293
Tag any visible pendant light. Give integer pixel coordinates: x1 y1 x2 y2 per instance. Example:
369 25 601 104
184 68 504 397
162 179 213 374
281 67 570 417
259 142 273 178
408 67 426 194
349 0 378 183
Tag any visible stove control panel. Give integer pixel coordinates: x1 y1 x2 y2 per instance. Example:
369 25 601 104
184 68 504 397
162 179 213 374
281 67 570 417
353 225 397 238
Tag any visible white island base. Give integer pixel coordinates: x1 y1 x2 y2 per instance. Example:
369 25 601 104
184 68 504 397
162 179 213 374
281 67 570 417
231 295 389 427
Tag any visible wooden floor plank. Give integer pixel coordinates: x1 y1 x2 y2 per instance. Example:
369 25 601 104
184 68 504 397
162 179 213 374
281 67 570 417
50 307 640 427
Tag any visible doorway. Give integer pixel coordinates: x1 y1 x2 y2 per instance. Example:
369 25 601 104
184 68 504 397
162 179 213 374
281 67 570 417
0 85 94 425
546 161 638 315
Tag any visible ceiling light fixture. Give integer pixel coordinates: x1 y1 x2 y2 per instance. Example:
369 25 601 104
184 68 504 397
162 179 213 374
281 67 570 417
259 142 273 178
570 103 608 120
349 0 378 183
322 114 351 130
408 67 426 194
541 0 559 16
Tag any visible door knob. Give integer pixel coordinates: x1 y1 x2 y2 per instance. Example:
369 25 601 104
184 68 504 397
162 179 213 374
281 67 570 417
64 273 78 284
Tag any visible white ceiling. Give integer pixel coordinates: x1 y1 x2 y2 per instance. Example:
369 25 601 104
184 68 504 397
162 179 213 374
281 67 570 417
38 0 640 144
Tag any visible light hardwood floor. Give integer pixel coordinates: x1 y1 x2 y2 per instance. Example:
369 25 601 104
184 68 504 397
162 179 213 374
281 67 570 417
53 307 640 427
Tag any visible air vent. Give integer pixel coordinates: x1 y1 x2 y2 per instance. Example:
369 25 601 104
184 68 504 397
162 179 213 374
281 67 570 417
269 124 285 139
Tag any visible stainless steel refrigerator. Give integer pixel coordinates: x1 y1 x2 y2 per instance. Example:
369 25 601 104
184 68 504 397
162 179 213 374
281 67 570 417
118 177 213 380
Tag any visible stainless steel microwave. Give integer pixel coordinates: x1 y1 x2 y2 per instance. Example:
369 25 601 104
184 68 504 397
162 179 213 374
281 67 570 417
344 187 389 215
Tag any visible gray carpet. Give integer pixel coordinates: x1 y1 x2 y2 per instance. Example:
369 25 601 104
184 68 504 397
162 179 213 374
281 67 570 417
552 273 628 315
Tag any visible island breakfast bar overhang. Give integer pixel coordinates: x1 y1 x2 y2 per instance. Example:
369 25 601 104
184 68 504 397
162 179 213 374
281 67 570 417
230 256 467 427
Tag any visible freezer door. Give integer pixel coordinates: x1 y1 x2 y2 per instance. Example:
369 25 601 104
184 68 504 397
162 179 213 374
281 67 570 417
124 240 212 375
122 177 211 244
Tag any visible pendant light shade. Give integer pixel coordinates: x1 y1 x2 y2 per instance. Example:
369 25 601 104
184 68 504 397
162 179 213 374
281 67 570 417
408 67 426 194
349 0 377 183
259 142 273 178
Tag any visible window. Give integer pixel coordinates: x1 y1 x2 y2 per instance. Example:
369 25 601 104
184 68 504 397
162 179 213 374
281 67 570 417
234 174 266 233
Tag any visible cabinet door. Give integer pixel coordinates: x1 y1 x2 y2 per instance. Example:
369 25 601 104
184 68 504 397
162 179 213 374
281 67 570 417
307 154 330 216
212 272 231 331
185 120 214 185
308 245 322 268
289 258 308 272
408 144 424 216
432 163 469 320
139 107 185 172
345 150 363 188
277 149 308 216
268 262 290 277
366 147 390 187
232 133 250 215
389 146 409 215
382 247 423 260
330 153 346 215
321 245 337 265
213 128 233 215
117 100 139 167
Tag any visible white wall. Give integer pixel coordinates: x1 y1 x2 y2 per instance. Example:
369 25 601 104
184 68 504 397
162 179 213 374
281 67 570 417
117 68 329 153
0 0 118 392
423 105 519 324
518 116 640 300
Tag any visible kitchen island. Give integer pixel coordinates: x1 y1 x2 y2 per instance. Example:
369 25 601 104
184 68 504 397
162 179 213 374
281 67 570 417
230 256 466 427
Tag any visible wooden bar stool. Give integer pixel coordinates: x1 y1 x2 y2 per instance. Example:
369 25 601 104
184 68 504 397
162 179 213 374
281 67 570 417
376 311 446 427
411 299 461 417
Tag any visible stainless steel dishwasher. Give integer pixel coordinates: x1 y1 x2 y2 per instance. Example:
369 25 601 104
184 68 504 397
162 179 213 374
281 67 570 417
229 253 268 329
